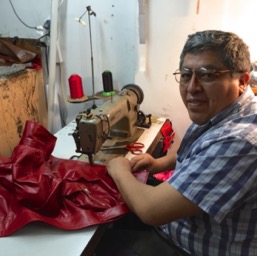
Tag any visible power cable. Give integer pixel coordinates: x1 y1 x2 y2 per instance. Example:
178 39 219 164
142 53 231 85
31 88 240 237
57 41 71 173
8 0 37 29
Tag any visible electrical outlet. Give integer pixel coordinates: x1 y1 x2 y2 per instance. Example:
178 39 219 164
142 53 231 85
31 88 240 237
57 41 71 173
43 19 51 30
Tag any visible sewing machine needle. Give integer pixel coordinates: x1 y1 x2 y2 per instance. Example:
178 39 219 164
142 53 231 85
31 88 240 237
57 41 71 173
88 154 94 165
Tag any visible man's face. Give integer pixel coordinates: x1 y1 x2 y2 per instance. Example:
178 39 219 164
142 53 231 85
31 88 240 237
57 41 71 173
179 51 247 125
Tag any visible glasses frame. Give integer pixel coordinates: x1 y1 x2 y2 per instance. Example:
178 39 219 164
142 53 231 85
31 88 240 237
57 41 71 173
173 68 232 86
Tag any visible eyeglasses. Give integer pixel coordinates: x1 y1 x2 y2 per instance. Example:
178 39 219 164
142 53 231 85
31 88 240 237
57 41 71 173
173 67 232 86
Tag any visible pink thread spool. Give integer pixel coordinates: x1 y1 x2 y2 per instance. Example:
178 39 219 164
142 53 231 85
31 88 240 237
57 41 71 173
68 74 84 99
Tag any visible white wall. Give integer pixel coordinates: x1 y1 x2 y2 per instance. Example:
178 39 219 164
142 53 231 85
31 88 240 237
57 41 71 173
1 0 257 144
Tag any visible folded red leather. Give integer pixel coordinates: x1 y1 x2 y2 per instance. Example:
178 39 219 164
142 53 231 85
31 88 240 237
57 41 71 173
0 120 148 237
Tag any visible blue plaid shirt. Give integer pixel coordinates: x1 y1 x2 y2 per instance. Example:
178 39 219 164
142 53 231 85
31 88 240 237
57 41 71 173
162 86 257 255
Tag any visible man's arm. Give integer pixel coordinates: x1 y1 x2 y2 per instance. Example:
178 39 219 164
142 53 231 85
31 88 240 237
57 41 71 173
107 157 203 226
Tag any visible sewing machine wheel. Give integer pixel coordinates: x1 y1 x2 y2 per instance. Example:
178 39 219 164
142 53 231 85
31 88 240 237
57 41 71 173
122 84 144 104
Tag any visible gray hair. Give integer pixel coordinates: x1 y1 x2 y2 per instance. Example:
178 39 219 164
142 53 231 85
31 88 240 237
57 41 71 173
179 30 251 73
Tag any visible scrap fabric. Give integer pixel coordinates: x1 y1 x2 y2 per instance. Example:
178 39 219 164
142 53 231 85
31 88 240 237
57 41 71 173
0 121 148 237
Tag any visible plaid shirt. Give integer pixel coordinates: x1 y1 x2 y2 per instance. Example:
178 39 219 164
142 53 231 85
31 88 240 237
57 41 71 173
162 86 257 255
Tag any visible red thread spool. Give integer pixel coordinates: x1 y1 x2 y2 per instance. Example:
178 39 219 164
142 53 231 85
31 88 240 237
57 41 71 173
68 74 84 99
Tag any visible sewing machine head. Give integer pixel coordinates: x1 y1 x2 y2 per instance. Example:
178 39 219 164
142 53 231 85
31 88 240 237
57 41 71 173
72 84 148 164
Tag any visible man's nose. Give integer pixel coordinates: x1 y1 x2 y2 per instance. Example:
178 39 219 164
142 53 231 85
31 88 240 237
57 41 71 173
187 72 202 92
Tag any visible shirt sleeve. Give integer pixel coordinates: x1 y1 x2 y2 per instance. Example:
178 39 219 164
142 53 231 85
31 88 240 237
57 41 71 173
168 136 257 223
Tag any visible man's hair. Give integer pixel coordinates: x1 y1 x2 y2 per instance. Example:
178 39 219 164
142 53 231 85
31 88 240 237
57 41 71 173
179 30 251 73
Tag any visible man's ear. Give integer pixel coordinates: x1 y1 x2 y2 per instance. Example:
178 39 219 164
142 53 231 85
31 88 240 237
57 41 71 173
239 72 250 92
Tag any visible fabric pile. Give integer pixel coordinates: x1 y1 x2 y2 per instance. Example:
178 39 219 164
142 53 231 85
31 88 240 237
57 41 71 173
0 120 148 237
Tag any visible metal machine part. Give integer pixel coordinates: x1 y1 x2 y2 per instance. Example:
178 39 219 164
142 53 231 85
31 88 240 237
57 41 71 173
72 84 147 164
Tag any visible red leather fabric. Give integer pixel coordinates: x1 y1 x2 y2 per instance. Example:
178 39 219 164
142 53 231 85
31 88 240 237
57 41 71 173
153 120 175 181
0 121 148 237
161 119 175 153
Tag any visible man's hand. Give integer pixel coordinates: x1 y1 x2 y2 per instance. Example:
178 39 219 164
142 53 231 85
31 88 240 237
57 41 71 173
106 156 132 179
130 153 156 172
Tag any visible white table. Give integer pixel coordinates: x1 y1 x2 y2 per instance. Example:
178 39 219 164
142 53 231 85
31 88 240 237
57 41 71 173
0 118 166 256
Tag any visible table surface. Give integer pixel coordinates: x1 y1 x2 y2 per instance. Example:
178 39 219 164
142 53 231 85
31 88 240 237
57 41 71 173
0 117 166 256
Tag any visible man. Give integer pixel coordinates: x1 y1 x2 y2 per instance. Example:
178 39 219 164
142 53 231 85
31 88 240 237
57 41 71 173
96 30 257 255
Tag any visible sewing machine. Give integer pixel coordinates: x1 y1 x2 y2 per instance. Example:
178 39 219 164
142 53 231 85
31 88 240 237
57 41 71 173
72 84 151 164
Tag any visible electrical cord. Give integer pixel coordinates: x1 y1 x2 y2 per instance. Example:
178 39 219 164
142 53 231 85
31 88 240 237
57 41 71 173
9 0 37 29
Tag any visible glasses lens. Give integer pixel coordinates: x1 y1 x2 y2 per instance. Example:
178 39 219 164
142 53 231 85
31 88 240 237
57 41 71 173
173 69 192 84
179 70 192 84
196 68 218 82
